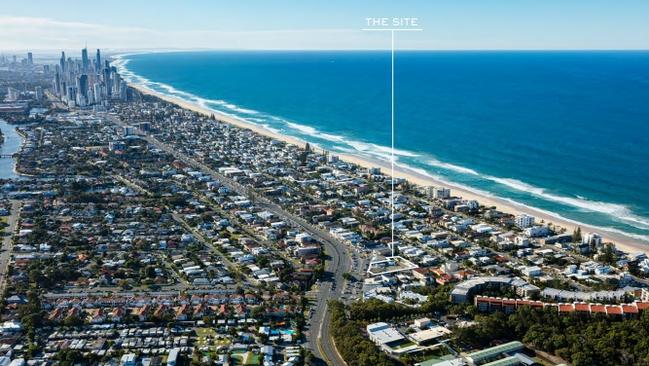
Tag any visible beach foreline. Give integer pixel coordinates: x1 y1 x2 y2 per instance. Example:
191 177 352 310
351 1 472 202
126 81 648 256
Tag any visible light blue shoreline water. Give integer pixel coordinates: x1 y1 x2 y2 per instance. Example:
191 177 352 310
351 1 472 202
0 119 23 180
114 51 649 244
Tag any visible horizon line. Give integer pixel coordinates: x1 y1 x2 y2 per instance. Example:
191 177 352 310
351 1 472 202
2 47 649 54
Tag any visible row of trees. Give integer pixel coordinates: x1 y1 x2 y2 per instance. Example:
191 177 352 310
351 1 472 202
349 285 452 323
456 306 649 366
329 300 402 366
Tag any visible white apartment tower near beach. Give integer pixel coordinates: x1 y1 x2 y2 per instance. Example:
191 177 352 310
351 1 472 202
427 186 451 200
515 214 535 229
582 232 603 247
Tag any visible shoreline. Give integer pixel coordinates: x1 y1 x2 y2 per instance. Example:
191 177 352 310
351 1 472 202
0 120 27 179
127 82 648 256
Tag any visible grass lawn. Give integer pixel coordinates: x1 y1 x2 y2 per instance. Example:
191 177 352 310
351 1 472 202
195 328 231 352
0 216 8 234
230 351 245 365
231 351 261 366
246 353 261 365
393 340 415 350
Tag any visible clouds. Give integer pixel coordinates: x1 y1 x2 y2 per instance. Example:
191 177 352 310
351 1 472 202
0 15 399 51
0 16 154 50
3 12 645 52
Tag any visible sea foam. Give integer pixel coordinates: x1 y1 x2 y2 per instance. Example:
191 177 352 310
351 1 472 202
115 52 649 243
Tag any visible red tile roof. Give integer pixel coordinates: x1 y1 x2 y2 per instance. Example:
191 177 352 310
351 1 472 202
636 302 649 310
606 306 623 315
559 304 574 312
622 304 639 314
590 305 606 313
474 296 648 317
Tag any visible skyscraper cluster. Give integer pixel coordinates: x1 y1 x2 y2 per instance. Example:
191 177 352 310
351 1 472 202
0 52 36 68
52 47 127 108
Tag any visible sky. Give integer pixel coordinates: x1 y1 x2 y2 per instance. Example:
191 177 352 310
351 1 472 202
1 0 648 52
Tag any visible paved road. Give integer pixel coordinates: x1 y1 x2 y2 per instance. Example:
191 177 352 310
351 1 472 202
171 212 259 286
0 200 21 294
108 115 351 365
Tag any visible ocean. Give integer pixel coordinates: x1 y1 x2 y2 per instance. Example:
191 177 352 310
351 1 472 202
114 51 649 244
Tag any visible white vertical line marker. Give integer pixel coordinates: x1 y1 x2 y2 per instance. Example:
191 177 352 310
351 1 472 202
391 29 395 257
361 25 421 258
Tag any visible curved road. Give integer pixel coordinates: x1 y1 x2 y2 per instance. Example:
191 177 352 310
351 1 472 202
109 115 351 365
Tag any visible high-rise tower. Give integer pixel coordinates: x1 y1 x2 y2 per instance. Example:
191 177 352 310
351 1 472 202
95 49 101 73
60 51 66 73
81 47 89 72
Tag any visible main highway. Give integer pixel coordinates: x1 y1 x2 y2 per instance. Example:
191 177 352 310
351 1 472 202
109 115 351 365
0 200 21 295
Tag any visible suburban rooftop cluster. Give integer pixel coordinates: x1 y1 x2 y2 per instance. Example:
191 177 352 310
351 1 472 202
0 50 648 366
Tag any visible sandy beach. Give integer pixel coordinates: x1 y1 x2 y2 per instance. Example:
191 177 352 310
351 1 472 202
128 82 647 256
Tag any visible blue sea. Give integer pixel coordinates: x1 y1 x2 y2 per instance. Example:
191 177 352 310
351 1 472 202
115 51 649 244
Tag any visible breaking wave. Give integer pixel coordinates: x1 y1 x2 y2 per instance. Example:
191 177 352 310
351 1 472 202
114 52 649 243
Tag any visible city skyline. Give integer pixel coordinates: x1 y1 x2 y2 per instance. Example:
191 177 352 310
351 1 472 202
2 2 649 363
1 0 649 51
